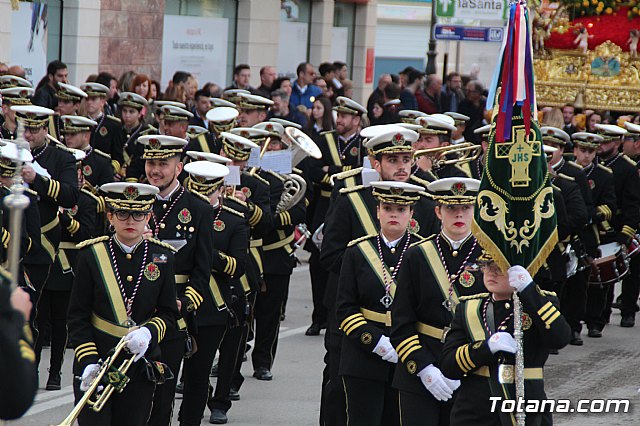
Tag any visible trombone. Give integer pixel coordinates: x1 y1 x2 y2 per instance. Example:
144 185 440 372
52 336 135 426
413 142 481 168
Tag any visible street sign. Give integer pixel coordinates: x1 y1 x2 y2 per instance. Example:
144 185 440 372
436 0 508 20
434 25 504 42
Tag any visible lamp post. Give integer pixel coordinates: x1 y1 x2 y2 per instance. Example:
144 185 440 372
426 0 438 75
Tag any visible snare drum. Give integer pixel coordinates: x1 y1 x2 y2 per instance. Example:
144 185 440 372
589 242 629 285
626 234 640 258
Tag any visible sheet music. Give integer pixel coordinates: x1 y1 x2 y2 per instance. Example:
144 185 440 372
224 165 241 186
260 150 292 174
247 147 261 167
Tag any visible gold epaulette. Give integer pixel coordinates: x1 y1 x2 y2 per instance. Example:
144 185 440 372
55 143 75 154
320 130 335 136
244 171 270 186
189 189 210 204
459 292 490 301
106 115 121 124
93 149 111 159
622 154 637 167
81 188 102 204
557 173 575 182
141 125 157 136
226 196 248 208
418 191 433 199
339 184 366 194
537 286 557 297
76 235 110 249
266 170 286 182
567 161 582 170
409 233 436 248
409 174 431 187
332 167 363 182
551 184 560 192
222 205 245 218
596 163 613 174
147 237 177 252
24 187 38 196
292 167 303 175
347 234 377 247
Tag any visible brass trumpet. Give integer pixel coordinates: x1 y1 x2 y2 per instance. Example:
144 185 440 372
52 336 135 426
413 143 481 168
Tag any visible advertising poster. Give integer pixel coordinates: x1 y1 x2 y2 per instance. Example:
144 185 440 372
10 2 48 85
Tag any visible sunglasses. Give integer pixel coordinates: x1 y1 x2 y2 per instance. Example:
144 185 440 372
112 210 149 222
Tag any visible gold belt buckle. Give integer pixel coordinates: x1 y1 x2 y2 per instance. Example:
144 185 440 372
440 326 451 343
498 364 515 384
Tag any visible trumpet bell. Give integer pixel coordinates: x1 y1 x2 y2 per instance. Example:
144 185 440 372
285 127 322 167
413 142 481 166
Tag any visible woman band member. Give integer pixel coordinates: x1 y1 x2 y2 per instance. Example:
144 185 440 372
337 180 424 426
67 182 179 425
440 252 571 425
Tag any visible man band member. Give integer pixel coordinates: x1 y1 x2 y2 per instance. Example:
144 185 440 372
469 124 491 180
82 82 125 176
391 177 484 426
204 105 239 153
67 182 178 426
440 252 571 425
139 135 215 426
12 105 80 335
236 93 273 128
337 181 424 426
118 91 155 181
412 115 467 181
178 161 248 426
1 86 34 140
51 82 87 140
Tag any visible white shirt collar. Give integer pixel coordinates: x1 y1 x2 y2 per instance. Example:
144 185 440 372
114 236 142 254
156 182 181 201
550 158 563 170
441 231 471 250
296 82 307 94
381 232 403 249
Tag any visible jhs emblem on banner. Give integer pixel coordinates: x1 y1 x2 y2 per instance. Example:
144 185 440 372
178 208 192 224
144 262 160 281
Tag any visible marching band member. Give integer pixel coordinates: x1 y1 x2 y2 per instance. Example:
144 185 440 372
440 252 571 425
391 177 484 425
412 115 468 181
0 85 34 140
67 182 178 425
118 91 156 182
337 181 423 426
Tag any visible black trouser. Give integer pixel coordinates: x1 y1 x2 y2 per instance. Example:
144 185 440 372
208 324 245 413
251 273 290 371
148 331 186 426
231 291 256 391
24 263 52 338
585 283 609 331
398 390 453 426
621 254 640 318
73 366 154 426
320 301 346 426
309 249 328 327
342 375 398 426
179 325 226 426
560 269 589 332
34 289 69 375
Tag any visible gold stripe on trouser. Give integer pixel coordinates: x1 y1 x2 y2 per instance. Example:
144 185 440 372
240 275 251 294
58 249 72 273
249 247 263 275
209 275 226 311
359 307 391 327
415 321 446 340
472 366 543 382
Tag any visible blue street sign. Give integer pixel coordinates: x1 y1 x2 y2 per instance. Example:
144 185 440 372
434 25 504 42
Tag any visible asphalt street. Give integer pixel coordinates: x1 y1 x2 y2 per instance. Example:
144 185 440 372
9 259 640 425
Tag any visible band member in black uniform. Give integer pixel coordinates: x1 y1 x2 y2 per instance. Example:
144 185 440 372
82 82 125 176
139 135 215 426
185 124 217 154
445 112 470 146
469 125 490 180
440 252 571 425
51 82 87 141
34 148 100 391
67 182 178 426
1 86 34 140
60 115 114 188
337 181 424 426
12 105 80 335
118 92 155 182
178 161 248 426
542 126 594 345
391 177 485 426
594 124 640 331
412 115 467 181
203 105 239 153
159 105 194 139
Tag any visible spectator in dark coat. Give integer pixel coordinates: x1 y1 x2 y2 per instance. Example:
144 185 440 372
458 80 487 144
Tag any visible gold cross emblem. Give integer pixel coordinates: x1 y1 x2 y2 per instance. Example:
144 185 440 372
494 125 541 187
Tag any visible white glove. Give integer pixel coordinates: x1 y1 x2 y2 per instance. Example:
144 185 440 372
443 376 461 392
488 332 517 354
372 335 398 363
417 364 454 401
124 327 152 362
80 363 100 392
508 265 533 292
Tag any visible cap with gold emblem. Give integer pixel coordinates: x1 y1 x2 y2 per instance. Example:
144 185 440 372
139 135 188 159
370 181 424 205
223 89 251 104
100 182 159 211
0 87 34 105
61 115 98 134
118 92 148 110
81 82 110 98
0 140 33 177
363 127 418 155
187 125 209 138
269 117 302 129
0 75 32 89
221 131 259 161
540 126 570 146
254 121 284 138
333 96 367 116
159 105 194 122
56 83 87 102
427 177 480 204
206 106 239 123
571 132 604 149
444 112 470 126
595 123 627 141
11 105 54 129
184 161 229 195
229 127 270 143
211 97 237 108
398 110 427 123
186 151 232 165
238 93 274 111
415 115 457 135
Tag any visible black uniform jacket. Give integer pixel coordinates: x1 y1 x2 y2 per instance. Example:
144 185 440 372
90 113 125 175
440 285 571 426
67 236 179 374
80 146 114 188
337 232 417 382
25 142 79 264
391 233 485 396
600 153 640 244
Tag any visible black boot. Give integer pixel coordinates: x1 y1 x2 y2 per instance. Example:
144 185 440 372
209 409 228 424
45 371 61 391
